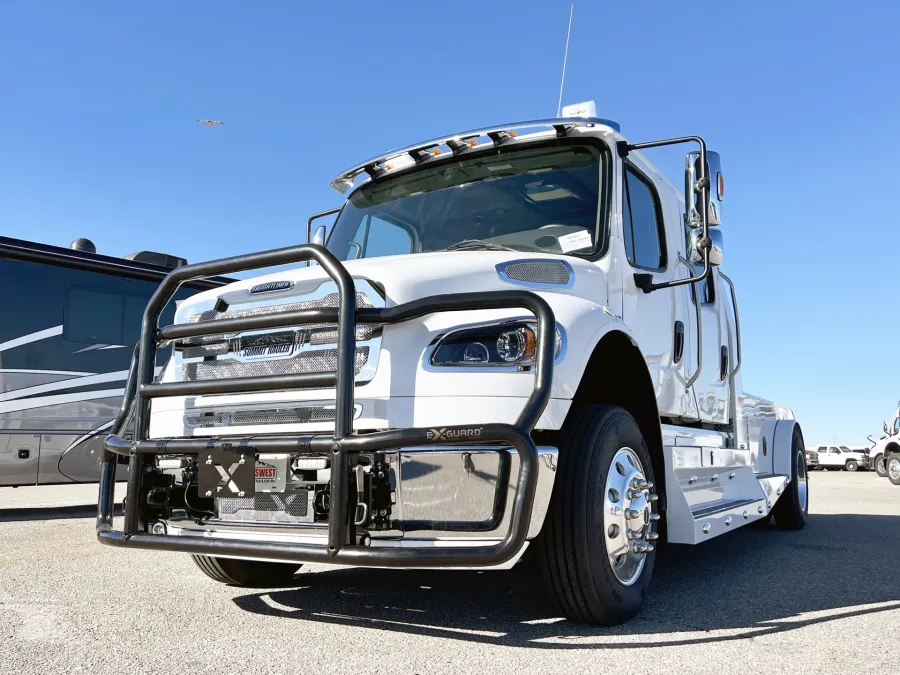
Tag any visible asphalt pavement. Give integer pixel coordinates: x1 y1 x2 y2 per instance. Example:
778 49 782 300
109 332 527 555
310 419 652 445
1 471 898 674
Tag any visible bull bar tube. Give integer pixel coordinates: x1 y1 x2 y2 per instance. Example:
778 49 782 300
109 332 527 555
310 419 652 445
97 243 555 568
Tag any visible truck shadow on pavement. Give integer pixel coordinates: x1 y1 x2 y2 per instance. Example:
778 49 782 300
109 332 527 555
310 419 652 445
232 513 900 648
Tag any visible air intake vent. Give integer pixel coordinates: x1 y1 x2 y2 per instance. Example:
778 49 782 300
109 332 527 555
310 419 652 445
496 259 573 287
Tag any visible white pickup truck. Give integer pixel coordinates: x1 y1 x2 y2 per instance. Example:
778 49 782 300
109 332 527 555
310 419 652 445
97 102 809 626
806 445 866 471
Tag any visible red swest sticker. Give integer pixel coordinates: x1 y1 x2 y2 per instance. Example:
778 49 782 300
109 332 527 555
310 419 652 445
256 467 276 479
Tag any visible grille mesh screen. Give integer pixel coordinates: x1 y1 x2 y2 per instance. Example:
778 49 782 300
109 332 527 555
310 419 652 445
186 406 336 428
188 292 373 325
501 261 571 285
183 347 369 381
216 492 312 523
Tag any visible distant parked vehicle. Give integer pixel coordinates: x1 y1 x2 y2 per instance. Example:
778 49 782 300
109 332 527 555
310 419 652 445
809 445 866 471
867 404 900 477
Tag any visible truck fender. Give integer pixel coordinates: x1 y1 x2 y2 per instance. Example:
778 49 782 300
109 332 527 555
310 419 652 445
773 420 803 478
566 319 665 506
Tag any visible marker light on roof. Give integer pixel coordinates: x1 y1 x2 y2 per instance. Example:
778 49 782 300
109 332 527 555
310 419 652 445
508 131 517 137
431 148 442 156
467 139 478 147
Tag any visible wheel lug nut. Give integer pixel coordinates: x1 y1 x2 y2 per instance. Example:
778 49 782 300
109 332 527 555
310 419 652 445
625 509 641 520
647 493 658 502
646 531 659 540
649 513 660 521
627 528 642 540
627 489 641 499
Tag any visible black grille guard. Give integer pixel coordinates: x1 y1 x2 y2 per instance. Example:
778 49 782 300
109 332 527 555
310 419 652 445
97 244 555 567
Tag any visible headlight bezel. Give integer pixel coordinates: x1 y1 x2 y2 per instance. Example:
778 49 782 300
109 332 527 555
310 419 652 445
426 317 566 371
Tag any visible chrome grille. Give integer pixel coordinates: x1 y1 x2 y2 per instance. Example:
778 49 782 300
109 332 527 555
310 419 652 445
183 347 369 381
215 491 313 523
188 292 373 326
186 406 337 428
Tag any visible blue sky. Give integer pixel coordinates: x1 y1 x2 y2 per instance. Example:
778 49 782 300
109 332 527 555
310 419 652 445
1 1 897 444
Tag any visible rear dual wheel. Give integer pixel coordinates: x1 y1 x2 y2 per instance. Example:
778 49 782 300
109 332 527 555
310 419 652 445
538 405 659 626
772 426 808 530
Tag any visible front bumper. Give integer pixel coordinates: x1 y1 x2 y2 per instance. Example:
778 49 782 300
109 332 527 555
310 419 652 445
98 243 557 568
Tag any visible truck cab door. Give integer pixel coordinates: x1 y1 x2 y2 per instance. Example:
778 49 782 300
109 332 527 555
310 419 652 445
619 161 689 418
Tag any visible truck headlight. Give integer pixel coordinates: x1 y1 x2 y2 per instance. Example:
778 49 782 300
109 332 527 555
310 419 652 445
430 321 563 368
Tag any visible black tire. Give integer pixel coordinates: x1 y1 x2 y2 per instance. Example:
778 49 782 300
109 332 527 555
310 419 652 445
888 456 900 486
875 455 887 477
191 555 301 587
537 405 657 626
772 426 808 530
845 459 858 472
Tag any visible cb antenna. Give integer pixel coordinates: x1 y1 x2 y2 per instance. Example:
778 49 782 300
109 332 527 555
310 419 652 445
556 4 574 117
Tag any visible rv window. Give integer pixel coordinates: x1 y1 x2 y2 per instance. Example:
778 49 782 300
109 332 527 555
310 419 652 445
63 286 174 346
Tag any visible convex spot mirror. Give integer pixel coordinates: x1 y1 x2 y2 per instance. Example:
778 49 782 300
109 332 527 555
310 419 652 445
685 151 724 228
312 225 327 246
689 227 723 266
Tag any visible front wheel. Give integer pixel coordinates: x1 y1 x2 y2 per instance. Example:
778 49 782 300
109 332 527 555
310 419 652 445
845 459 858 472
875 455 887 477
772 426 808 529
192 555 301 587
888 456 900 486
538 405 659 626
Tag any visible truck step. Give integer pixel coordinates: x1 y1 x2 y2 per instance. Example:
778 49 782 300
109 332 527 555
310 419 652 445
691 498 759 519
664 444 792 544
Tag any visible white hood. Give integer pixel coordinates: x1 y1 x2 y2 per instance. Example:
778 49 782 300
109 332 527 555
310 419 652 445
176 250 608 315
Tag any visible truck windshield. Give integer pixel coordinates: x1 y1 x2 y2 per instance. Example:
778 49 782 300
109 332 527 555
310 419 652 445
325 143 604 261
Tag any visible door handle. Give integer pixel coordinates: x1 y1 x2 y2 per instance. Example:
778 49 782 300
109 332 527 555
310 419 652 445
17 448 31 460
673 321 685 364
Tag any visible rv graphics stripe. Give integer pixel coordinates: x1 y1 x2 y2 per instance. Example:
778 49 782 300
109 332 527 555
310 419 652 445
0 325 64 352
0 388 126 415
0 370 130 402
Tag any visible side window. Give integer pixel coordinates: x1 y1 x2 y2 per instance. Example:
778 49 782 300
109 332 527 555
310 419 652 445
893 418 900 434
817 446 827 453
623 165 666 271
829 447 840 454
64 286 177 347
350 215 412 259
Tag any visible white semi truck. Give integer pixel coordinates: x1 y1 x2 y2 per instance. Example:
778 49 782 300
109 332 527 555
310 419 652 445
867 403 900 480
97 103 809 626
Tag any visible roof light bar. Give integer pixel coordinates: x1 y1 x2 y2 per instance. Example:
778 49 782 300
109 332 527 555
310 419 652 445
330 116 621 193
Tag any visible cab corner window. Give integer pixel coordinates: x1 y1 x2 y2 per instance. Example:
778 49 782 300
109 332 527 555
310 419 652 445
623 165 666 271
349 215 412 259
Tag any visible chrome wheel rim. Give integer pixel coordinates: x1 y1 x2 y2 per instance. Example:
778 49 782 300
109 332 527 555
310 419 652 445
889 458 900 481
603 447 658 586
796 449 808 511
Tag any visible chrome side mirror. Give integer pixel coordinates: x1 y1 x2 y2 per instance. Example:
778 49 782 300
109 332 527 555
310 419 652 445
685 151 723 228
312 225 327 246
885 421 890 435
689 227 723 266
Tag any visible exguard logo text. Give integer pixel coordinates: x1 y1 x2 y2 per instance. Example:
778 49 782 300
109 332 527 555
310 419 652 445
426 427 483 441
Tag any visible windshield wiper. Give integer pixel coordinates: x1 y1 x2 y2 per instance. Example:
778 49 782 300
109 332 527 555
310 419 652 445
442 239 518 252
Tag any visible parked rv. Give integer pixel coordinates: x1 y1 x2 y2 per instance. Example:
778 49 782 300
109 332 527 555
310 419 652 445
97 103 809 626
0 235 227 486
